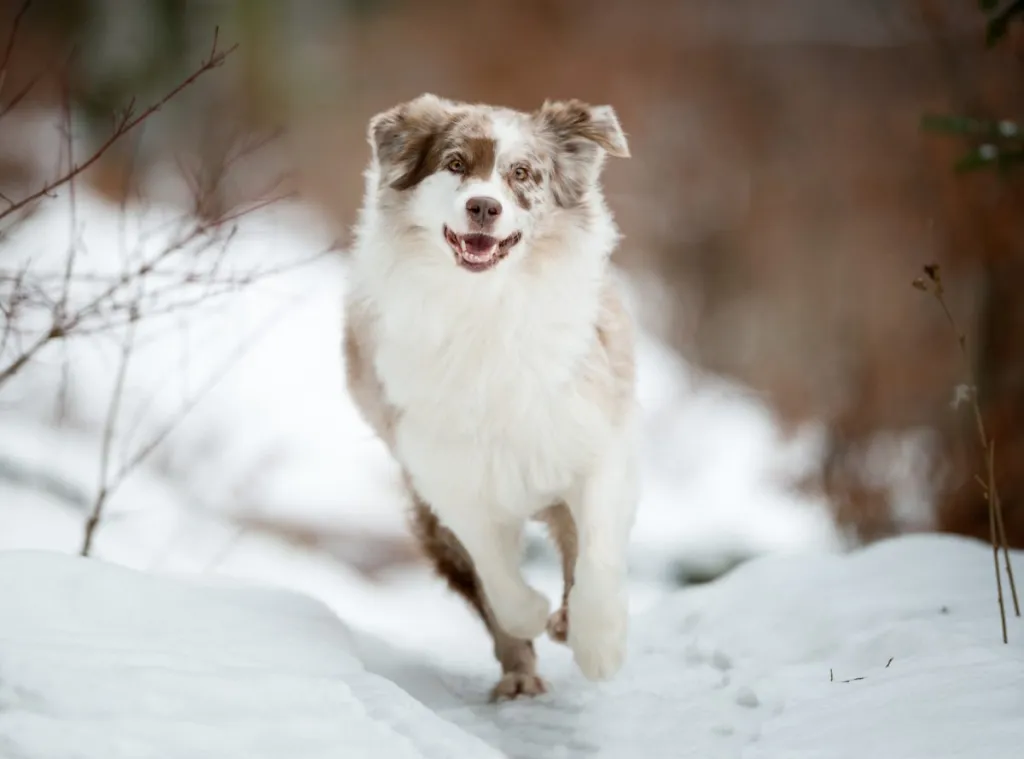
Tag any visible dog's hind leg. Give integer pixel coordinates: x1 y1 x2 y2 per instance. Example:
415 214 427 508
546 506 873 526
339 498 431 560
410 496 547 701
535 502 578 644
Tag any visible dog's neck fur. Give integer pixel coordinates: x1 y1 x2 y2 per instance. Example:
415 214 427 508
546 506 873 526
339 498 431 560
348 214 619 441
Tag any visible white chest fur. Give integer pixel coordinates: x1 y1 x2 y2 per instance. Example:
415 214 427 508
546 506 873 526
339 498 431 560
357 253 612 519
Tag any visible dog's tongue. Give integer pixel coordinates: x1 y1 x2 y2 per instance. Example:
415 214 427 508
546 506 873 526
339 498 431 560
462 234 498 256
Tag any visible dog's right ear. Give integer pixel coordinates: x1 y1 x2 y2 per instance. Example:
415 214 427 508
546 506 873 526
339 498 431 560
367 93 449 166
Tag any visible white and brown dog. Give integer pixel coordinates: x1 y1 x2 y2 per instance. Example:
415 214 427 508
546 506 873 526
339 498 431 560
343 94 638 700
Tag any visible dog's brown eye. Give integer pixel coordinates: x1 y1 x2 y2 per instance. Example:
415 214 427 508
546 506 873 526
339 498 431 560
512 165 530 181
446 157 466 174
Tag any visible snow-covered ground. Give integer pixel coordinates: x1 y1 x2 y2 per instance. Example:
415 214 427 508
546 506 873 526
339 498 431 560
2 536 1021 758
0 549 504 759
4 188 1019 757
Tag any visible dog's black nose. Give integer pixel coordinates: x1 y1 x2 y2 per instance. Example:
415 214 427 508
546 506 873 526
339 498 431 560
465 196 502 226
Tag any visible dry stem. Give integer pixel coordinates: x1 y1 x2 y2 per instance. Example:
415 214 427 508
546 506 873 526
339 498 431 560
913 264 1021 642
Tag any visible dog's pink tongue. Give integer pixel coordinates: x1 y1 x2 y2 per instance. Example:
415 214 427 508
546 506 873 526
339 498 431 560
462 234 497 256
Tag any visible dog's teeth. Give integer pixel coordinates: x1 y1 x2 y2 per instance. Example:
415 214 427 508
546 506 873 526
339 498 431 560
460 238 467 254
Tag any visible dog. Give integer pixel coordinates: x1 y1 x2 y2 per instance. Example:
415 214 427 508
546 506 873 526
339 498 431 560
343 93 638 700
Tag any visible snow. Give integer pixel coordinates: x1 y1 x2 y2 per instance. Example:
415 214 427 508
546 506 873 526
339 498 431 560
2 537 1021 758
4 185 1018 757
369 534 1024 759
0 550 503 759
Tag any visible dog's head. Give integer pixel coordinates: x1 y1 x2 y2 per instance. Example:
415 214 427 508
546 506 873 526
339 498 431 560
364 94 629 273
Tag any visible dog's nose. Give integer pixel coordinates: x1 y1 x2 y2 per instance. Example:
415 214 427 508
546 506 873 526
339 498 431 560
465 196 502 226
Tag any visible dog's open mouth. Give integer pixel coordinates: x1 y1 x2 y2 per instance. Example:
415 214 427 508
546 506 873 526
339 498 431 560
444 226 522 272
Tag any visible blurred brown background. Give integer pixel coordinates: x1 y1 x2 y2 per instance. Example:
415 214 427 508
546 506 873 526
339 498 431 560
3 0 1022 547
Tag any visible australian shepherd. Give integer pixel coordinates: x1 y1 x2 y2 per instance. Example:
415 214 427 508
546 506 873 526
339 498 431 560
343 94 638 700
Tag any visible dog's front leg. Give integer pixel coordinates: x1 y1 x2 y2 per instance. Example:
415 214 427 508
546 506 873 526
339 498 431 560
443 509 551 641
566 433 638 681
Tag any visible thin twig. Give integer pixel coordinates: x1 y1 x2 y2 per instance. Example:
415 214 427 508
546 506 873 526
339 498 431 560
0 67 42 122
913 264 1020 642
987 438 1008 643
81 303 139 556
0 328 55 386
0 33 75 125
211 188 297 227
0 226 322 387
58 71 78 320
0 256 30 357
993 468 1021 616
0 179 307 389
0 1 31 101
0 225 196 388
76 290 301 559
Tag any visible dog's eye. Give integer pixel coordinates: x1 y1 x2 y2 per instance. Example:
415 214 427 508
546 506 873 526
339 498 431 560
446 157 466 174
512 165 530 181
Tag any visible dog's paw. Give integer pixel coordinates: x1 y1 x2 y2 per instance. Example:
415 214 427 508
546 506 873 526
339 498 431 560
567 582 628 681
489 672 549 702
546 605 569 644
493 585 551 640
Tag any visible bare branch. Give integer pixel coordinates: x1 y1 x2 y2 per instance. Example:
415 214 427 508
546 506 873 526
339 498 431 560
212 190 297 226
914 263 1020 642
986 438 1008 644
0 222 197 388
0 327 56 386
0 1 31 99
58 71 78 320
0 20 322 558
77 289 305 559
0 27 238 223
0 69 42 122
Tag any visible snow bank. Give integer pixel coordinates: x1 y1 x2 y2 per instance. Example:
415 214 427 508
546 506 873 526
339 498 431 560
0 550 503 759
368 534 1024 759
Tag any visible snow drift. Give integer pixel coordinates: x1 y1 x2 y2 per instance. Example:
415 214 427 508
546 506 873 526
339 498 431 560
2 535 1021 759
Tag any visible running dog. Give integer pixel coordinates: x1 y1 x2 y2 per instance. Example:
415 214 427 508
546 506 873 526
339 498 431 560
343 94 637 700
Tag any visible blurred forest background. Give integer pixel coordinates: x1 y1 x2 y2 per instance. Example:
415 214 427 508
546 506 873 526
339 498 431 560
1 0 1023 559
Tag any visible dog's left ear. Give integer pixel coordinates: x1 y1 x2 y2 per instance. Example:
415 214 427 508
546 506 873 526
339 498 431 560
535 99 630 159
535 99 629 207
